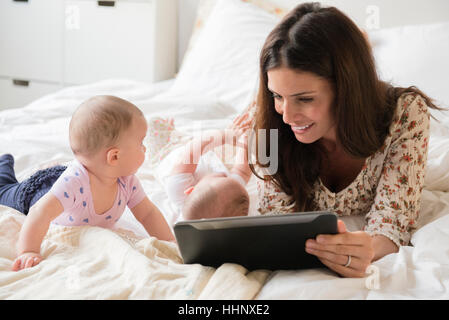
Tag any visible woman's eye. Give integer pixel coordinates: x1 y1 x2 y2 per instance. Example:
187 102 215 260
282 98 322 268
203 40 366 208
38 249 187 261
271 93 282 100
298 98 314 103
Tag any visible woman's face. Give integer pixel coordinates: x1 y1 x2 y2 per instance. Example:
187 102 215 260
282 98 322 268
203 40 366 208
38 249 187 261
267 67 336 145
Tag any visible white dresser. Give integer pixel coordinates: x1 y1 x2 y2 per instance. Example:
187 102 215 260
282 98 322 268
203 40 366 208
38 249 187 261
0 0 177 110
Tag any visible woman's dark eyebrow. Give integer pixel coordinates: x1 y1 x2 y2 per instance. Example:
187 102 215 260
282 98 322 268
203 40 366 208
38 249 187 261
268 88 315 97
291 91 316 97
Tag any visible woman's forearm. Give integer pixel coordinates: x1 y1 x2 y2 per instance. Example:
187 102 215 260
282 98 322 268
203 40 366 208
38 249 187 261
371 234 399 261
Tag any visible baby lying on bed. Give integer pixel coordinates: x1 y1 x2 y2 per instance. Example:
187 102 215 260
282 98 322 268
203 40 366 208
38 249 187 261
162 114 253 223
0 95 175 271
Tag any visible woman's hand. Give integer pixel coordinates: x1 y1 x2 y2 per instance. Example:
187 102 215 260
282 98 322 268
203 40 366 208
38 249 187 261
305 220 375 278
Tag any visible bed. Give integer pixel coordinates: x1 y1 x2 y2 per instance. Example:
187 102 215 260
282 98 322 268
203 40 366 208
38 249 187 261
1 0 449 299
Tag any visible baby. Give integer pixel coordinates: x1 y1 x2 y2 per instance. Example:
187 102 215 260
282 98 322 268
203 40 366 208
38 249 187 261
164 114 252 222
9 95 175 271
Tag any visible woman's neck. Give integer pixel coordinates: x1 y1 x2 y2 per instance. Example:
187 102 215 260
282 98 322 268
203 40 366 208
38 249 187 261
319 135 341 155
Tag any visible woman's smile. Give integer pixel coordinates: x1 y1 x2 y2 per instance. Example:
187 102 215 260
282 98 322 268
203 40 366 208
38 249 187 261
292 123 315 134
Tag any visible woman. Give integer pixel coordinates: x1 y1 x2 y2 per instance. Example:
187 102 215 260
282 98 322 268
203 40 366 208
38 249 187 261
249 2 444 278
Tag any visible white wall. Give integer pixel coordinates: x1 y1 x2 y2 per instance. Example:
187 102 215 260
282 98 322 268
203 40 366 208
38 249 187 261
176 0 449 68
281 0 449 30
177 0 201 69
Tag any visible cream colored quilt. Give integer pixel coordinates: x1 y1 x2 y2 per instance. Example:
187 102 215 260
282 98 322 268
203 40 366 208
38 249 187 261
0 79 269 299
0 208 268 299
1 79 449 300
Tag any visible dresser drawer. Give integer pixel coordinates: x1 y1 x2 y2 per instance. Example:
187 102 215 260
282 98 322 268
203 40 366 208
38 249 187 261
64 0 160 84
0 0 63 83
0 78 62 110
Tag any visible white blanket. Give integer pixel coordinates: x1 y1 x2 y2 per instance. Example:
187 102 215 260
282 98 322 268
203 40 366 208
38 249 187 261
0 209 268 299
1 79 449 299
0 79 269 299
257 189 449 299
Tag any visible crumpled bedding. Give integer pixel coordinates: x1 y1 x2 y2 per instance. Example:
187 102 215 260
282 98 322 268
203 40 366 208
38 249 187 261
1 78 449 299
0 79 269 299
0 208 268 299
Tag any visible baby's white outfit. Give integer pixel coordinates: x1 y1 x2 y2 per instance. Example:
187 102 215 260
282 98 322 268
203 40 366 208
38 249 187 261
163 150 245 225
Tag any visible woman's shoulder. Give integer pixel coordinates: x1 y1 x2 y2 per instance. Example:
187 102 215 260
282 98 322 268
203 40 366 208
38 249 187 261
371 91 431 158
389 92 430 134
394 92 430 118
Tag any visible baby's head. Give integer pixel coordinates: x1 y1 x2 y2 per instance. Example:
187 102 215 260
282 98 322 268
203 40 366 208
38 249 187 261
69 95 147 175
182 173 250 220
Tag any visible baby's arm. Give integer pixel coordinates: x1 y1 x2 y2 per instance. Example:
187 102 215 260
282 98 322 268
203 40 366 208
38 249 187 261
12 192 64 271
170 129 228 176
131 196 175 242
230 133 252 184
170 112 252 176
228 111 253 184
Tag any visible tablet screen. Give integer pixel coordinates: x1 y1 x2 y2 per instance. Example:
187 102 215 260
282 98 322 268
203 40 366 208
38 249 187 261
174 211 338 270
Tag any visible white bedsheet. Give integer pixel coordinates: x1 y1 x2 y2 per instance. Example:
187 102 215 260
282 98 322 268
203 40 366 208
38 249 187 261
0 79 448 299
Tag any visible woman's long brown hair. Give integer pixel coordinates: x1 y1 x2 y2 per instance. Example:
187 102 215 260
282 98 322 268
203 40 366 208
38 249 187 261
250 2 444 212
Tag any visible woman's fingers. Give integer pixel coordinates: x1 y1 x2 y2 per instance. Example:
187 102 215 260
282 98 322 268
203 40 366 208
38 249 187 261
306 241 367 258
319 258 367 278
337 219 347 233
306 246 367 270
305 230 375 277
316 231 371 246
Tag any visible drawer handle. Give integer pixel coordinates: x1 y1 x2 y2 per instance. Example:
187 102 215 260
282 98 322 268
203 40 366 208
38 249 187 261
97 1 115 7
13 0 29 2
13 79 29 87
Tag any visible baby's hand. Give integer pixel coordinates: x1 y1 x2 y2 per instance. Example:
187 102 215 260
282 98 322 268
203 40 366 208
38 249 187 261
12 252 43 271
228 112 253 136
227 113 253 148
236 131 249 149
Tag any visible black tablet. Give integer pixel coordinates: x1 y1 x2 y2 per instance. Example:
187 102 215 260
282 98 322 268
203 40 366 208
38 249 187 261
174 211 338 271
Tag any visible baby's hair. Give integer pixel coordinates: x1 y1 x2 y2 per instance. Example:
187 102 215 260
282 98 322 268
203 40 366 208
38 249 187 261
69 95 144 156
182 179 249 220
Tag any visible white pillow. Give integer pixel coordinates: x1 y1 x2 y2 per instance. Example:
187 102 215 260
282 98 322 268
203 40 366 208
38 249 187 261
368 21 449 118
166 0 280 113
424 119 449 192
368 22 449 191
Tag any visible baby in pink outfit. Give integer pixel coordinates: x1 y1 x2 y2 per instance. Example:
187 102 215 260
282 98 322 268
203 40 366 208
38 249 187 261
12 95 175 271
50 159 146 228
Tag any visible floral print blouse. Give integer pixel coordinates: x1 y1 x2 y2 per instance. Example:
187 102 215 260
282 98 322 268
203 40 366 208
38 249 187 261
256 93 430 247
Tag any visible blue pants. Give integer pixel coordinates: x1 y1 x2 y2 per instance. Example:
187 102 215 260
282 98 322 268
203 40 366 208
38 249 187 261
0 154 66 214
